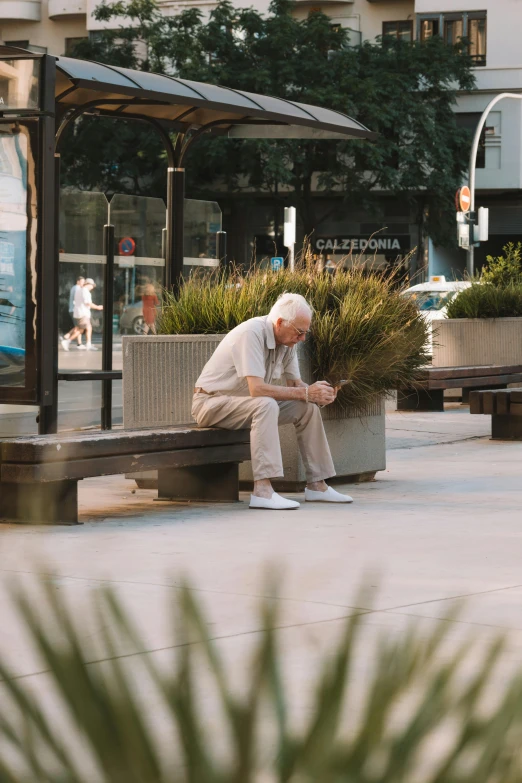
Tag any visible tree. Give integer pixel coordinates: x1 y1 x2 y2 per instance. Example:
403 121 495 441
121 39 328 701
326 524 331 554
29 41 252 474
62 0 475 248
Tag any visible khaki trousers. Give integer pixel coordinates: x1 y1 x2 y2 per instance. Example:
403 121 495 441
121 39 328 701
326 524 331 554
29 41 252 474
192 393 336 482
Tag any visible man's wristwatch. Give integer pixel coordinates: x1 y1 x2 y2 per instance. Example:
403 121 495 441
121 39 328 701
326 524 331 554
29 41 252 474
304 385 309 404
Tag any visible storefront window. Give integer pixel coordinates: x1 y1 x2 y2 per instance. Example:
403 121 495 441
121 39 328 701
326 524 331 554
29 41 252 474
0 58 40 110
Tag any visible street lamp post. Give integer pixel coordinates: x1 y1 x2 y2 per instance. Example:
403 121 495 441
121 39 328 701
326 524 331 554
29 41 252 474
468 92 522 277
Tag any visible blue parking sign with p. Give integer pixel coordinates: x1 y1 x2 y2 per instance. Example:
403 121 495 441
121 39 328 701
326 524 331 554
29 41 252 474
271 257 284 272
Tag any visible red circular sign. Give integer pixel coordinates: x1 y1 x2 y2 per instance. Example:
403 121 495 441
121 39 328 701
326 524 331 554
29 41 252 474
118 237 136 256
456 186 471 213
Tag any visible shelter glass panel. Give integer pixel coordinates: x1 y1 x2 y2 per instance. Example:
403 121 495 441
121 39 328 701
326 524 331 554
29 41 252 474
59 190 108 368
184 199 221 273
0 58 40 110
110 194 166 335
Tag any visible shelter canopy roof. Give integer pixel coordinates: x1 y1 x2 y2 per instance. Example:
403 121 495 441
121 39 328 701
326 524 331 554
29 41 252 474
50 54 376 140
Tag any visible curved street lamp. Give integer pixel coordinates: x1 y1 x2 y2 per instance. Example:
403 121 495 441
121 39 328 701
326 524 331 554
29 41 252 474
468 92 522 276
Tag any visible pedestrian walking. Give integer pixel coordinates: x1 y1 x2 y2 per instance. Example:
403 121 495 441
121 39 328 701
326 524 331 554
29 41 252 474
62 275 85 348
61 278 103 351
141 281 160 334
192 292 353 510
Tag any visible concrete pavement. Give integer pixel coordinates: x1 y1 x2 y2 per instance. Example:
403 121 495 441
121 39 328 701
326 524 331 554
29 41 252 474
0 405 521 732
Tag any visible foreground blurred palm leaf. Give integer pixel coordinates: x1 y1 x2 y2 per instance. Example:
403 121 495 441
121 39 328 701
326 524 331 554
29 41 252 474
0 578 521 781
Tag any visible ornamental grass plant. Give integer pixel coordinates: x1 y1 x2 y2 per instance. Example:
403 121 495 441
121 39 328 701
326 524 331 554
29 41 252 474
2 576 522 782
446 242 522 319
156 261 429 410
446 282 522 319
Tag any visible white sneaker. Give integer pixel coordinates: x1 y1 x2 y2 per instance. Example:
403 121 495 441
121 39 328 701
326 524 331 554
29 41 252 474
61 338 70 351
76 344 86 350
305 486 353 503
86 345 98 351
249 492 300 510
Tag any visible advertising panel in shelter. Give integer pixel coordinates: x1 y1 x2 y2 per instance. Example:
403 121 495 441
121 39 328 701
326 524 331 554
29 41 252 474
0 127 29 387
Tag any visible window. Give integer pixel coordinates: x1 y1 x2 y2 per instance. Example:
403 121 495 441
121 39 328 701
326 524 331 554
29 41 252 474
468 14 487 66
330 22 361 48
382 21 413 42
5 40 29 49
5 41 47 54
455 113 486 168
444 15 463 47
420 19 439 41
418 11 487 66
65 37 87 56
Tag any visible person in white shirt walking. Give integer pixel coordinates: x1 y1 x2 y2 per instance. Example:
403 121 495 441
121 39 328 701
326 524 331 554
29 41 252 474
192 292 353 510
61 278 103 351
63 276 85 348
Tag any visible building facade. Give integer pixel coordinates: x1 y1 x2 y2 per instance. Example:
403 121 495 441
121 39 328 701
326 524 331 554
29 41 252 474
2 0 520 278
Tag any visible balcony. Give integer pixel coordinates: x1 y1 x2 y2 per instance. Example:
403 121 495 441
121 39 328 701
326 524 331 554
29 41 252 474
48 0 86 18
0 0 41 21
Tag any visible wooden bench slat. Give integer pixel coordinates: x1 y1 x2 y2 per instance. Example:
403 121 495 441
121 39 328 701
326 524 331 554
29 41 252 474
482 391 496 415
418 365 522 381
469 391 483 414
0 443 251 483
428 373 522 390
508 390 522 404
469 388 522 416
491 390 510 415
0 427 250 464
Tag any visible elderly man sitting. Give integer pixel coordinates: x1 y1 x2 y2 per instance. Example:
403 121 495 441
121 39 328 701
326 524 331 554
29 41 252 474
192 292 353 510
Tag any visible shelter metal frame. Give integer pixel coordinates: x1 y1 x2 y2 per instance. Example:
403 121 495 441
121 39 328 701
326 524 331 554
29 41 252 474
0 45 376 435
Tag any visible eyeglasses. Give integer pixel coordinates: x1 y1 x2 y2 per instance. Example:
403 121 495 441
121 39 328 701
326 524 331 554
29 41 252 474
288 321 310 338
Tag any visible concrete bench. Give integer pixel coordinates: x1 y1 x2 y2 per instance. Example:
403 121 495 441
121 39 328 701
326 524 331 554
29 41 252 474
398 365 522 412
0 427 250 525
469 388 522 440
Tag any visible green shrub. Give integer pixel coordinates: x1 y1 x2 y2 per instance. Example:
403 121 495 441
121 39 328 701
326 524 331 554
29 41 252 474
157 264 429 409
2 577 522 781
446 282 522 319
481 242 522 287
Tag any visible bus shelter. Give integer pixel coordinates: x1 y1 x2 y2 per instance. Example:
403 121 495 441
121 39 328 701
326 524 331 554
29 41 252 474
0 46 376 434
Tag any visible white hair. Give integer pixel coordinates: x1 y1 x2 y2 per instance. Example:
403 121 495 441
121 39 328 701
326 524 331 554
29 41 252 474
268 293 313 325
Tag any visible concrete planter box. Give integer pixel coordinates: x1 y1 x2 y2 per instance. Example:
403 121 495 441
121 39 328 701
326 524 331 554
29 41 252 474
432 317 522 367
123 335 385 490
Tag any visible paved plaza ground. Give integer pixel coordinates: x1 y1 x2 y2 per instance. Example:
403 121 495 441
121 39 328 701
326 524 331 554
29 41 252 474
0 404 521 730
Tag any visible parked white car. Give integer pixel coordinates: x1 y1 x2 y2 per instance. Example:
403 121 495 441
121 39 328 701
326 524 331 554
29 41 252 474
401 276 471 354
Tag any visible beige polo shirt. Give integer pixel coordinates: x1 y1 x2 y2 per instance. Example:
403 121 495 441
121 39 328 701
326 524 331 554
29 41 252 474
195 315 301 396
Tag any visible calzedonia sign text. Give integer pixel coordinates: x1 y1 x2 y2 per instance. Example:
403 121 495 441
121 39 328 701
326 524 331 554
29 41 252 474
314 235 411 253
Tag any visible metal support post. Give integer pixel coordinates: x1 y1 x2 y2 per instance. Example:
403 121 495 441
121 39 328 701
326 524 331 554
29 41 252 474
288 245 295 272
101 223 115 430
216 231 227 268
284 206 296 272
38 150 60 434
166 166 185 291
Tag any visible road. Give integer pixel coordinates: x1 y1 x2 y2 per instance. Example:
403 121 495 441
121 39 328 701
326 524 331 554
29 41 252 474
0 337 123 436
